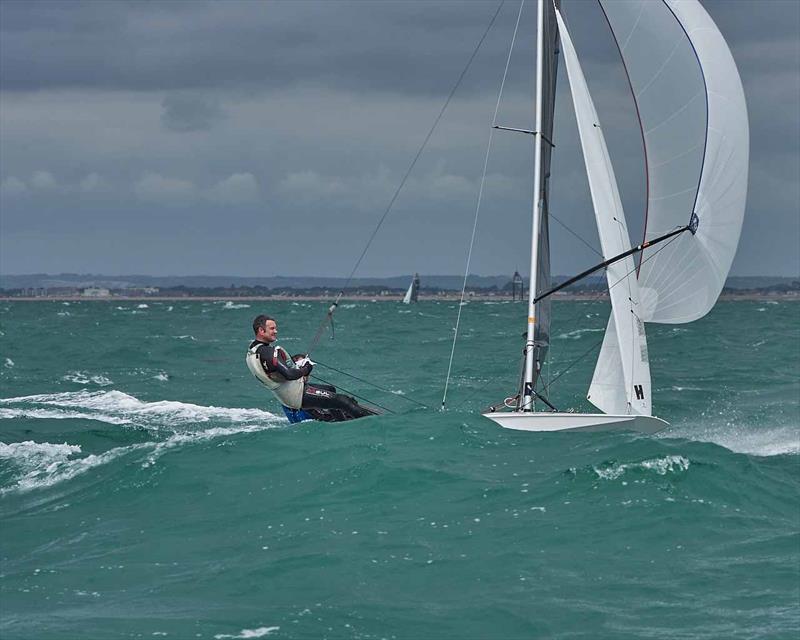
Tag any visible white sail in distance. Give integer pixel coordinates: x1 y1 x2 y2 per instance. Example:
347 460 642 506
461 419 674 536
402 273 419 304
599 0 749 323
555 7 651 416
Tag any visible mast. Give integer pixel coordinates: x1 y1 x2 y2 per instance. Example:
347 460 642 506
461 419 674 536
521 0 546 412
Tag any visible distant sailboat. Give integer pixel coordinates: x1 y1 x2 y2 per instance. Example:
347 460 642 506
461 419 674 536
511 270 524 301
402 273 420 304
483 0 748 433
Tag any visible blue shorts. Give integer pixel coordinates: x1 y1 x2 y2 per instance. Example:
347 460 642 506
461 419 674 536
282 405 314 424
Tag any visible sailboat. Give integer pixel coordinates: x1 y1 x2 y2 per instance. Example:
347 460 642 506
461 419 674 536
402 273 421 304
483 0 748 433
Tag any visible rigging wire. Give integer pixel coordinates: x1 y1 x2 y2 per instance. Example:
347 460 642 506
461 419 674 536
550 210 603 257
441 0 526 412
306 0 506 356
540 229 685 397
544 335 606 389
307 373 395 415
444 231 686 412
313 359 429 409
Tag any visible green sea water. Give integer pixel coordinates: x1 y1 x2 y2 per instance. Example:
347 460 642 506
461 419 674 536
1 299 798 639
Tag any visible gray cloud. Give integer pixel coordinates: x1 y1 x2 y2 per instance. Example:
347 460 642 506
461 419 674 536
0 0 797 277
161 93 226 132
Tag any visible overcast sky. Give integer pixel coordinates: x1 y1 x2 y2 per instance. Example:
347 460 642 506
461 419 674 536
1 0 798 278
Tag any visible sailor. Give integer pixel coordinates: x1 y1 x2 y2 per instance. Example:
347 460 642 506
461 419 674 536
246 314 377 423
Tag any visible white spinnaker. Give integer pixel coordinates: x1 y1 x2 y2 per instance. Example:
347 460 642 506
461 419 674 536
556 8 651 415
599 0 749 323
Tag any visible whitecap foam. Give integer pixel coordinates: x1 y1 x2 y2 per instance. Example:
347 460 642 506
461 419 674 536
4 358 13 368
218 301 251 309
0 407 131 425
593 455 690 480
214 627 280 639
556 328 604 340
62 371 114 386
0 440 81 463
1 440 149 494
0 390 280 430
137 304 149 309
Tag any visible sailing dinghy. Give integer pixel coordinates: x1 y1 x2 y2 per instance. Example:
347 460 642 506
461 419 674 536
483 0 748 433
402 273 421 304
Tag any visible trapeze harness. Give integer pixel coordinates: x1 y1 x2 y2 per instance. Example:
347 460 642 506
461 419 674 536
245 341 305 410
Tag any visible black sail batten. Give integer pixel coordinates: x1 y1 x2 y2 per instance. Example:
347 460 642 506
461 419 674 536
533 224 691 305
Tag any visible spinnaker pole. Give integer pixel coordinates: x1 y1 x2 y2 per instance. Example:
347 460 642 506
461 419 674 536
533 224 691 305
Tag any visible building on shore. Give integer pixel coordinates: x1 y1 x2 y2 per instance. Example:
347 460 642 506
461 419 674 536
81 287 111 298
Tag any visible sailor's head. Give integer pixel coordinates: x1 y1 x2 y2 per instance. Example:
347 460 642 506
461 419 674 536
253 314 277 342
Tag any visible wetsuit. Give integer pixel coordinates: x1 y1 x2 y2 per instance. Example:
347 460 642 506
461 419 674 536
248 340 377 422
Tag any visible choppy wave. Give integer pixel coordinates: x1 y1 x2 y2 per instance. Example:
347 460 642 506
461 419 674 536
0 420 280 494
0 390 280 431
0 439 143 494
0 390 286 494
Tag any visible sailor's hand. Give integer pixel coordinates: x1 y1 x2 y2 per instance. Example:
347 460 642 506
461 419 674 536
295 355 315 368
300 362 313 375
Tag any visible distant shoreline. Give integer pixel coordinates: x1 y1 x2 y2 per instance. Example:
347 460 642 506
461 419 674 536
2 292 797 302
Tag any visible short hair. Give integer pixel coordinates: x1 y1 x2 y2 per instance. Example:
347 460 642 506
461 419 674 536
252 314 274 335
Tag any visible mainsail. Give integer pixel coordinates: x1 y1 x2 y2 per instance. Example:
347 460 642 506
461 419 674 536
599 0 749 323
555 7 651 415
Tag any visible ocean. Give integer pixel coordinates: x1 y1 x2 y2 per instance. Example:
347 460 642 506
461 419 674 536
1 299 798 639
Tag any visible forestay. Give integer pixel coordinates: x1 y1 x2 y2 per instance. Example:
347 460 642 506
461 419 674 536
555 7 651 416
599 0 749 323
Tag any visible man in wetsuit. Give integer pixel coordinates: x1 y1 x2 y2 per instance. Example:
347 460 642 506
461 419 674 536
245 314 377 422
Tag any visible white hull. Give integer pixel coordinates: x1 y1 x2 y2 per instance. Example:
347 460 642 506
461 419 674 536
482 411 668 434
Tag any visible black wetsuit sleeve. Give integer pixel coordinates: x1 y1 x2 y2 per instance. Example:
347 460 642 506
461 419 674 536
256 344 307 380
